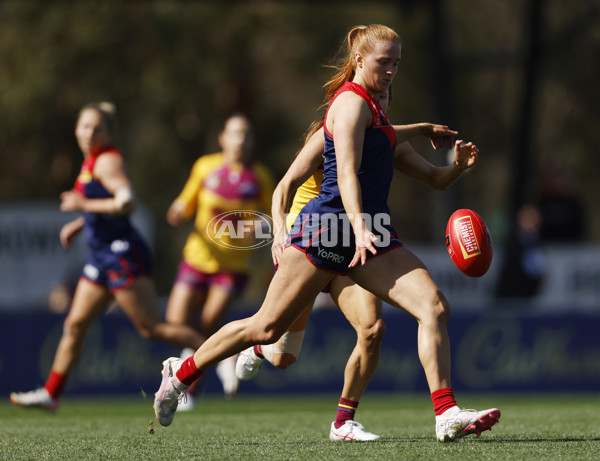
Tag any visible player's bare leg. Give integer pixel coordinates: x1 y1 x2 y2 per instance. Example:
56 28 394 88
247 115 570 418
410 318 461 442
117 277 205 350
328 277 384 441
165 282 206 410
236 302 313 381
154 248 334 426
349 246 500 442
10 278 110 411
200 285 240 399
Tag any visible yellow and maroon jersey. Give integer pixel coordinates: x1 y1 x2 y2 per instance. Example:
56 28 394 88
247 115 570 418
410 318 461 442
176 152 274 273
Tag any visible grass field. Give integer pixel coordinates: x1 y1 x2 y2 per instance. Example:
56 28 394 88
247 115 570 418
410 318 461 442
2 392 599 460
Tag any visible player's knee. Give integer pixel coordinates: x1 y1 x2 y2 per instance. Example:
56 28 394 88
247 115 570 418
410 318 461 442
372 318 386 343
357 318 386 350
135 321 159 340
436 291 451 322
164 311 179 325
138 327 155 340
424 292 451 325
62 318 88 341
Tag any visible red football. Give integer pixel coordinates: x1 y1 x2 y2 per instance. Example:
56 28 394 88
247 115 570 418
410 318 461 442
445 209 493 277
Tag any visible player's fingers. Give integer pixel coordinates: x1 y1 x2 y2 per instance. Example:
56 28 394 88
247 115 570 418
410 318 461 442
366 246 377 257
349 248 362 268
59 233 70 249
360 250 368 266
366 238 378 256
271 244 282 265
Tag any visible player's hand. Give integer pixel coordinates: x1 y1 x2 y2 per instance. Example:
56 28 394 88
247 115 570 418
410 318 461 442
271 227 287 266
348 227 378 268
60 190 85 212
59 220 81 249
453 139 479 170
166 200 186 226
421 123 458 150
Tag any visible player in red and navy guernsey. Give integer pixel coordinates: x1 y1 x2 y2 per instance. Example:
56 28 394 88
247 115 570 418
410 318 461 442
71 141 153 289
153 25 500 443
10 102 205 412
236 86 479 442
287 80 402 273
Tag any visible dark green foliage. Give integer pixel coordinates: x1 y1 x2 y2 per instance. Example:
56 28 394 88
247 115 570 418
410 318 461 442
1 1 599 294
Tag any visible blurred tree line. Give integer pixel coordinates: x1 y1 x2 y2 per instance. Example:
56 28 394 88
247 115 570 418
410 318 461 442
1 0 599 295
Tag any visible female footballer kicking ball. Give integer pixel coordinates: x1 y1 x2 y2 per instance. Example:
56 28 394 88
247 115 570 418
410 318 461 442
236 88 477 441
153 24 500 442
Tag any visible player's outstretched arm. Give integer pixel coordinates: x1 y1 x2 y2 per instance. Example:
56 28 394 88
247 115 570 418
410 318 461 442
393 123 457 149
394 139 479 190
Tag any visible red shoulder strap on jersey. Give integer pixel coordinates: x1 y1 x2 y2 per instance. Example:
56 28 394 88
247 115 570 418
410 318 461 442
324 82 386 137
73 146 123 193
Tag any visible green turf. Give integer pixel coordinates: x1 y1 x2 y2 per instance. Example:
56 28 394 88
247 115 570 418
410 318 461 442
2 393 599 460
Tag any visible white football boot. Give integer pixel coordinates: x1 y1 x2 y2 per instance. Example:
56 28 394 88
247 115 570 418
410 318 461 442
235 346 264 381
435 406 501 442
153 357 188 426
329 421 381 441
175 348 197 411
216 355 240 399
176 391 195 412
10 387 60 412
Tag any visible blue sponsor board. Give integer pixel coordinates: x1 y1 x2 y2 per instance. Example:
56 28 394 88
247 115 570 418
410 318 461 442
2 308 600 397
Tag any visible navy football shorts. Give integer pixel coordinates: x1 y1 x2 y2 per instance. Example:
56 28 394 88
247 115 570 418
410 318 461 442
287 214 402 275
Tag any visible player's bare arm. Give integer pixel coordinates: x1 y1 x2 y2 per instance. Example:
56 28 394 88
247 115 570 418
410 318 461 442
271 129 325 264
394 139 478 190
330 93 378 267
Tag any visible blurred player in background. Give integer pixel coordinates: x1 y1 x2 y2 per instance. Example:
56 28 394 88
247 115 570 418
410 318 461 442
165 113 274 406
10 102 205 412
236 88 479 441
153 24 500 442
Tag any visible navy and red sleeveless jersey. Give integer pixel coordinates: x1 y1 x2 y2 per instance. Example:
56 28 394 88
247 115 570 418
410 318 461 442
304 81 396 218
286 81 401 274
